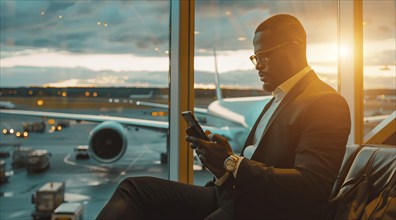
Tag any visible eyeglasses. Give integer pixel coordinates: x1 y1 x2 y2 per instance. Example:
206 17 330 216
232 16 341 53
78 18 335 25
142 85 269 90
249 41 299 66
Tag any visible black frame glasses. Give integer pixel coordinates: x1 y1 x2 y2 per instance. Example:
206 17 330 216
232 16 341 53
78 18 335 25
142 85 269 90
249 41 300 66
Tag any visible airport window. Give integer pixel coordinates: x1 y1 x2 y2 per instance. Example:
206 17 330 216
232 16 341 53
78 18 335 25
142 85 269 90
0 1 170 219
193 0 338 185
2 0 394 218
362 0 395 136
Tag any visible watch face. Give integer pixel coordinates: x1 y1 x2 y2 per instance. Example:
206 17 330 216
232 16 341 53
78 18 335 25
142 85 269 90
226 162 233 170
225 158 236 172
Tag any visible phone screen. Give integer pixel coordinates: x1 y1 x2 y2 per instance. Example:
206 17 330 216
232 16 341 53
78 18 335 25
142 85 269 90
181 111 209 141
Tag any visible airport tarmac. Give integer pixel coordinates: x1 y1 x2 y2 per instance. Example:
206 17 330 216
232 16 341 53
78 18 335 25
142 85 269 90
0 109 212 220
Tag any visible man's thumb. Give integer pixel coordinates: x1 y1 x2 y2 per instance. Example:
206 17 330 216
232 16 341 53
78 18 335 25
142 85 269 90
210 134 228 144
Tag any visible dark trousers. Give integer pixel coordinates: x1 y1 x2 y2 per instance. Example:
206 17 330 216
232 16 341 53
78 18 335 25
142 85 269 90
96 176 231 220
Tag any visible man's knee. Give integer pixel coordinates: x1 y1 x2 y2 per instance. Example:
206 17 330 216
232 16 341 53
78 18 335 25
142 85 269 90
117 176 148 190
116 176 159 197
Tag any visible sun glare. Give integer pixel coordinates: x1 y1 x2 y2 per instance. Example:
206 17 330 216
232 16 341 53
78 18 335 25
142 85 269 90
339 45 351 59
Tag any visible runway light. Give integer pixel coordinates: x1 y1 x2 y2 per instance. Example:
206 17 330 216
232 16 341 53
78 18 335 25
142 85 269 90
9 129 14 134
37 100 44 106
57 126 62 131
2 129 7 134
151 111 167 117
16 132 21 137
23 131 29 137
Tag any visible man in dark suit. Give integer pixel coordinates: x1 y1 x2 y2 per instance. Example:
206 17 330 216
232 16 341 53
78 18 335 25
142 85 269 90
96 14 351 220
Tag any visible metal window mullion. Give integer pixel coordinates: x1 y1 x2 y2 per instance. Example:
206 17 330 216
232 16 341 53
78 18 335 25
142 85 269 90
169 0 195 183
338 0 364 145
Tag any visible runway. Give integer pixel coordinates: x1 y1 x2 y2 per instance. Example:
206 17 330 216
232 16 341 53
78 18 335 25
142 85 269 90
0 109 212 220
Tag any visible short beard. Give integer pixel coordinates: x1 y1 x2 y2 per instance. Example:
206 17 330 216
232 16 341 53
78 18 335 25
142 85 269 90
263 83 276 92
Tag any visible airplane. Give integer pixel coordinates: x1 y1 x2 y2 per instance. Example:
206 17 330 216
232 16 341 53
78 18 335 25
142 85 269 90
129 90 154 99
0 66 272 164
0 101 15 109
380 65 390 71
0 49 273 164
0 89 271 164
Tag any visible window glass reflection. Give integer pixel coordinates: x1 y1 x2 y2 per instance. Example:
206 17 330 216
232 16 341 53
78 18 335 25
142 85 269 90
363 0 395 136
0 1 170 219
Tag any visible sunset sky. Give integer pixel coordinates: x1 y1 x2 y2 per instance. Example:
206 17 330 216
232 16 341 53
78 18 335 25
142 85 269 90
1 1 394 89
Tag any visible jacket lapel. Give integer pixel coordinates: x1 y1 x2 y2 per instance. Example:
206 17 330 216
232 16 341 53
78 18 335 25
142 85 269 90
260 70 318 140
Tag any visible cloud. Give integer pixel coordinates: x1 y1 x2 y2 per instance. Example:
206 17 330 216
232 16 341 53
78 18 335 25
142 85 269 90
2 0 394 55
0 0 394 90
0 0 347 55
1 1 170 55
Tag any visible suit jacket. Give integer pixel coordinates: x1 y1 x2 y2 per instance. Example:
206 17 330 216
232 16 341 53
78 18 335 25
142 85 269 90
218 71 351 219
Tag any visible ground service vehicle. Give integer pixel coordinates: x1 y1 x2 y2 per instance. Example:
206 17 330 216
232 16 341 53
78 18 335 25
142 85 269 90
12 146 33 168
52 202 84 220
56 120 70 128
27 150 50 173
23 121 46 133
74 145 90 160
0 160 9 183
32 182 65 220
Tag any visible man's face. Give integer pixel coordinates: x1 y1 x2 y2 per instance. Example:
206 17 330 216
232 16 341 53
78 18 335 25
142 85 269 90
252 30 290 92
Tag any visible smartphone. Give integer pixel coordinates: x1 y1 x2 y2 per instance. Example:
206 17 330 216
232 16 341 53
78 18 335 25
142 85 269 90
181 111 209 141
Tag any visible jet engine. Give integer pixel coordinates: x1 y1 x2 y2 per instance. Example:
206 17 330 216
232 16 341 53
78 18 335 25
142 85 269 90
89 121 128 163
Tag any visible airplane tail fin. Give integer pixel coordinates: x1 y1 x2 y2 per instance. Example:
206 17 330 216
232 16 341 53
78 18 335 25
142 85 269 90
213 48 223 101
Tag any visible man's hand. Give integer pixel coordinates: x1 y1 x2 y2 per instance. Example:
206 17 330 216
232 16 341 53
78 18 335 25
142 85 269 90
185 128 233 178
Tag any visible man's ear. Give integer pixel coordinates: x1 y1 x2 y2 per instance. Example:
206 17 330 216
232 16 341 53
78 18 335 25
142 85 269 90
287 42 301 56
286 43 305 63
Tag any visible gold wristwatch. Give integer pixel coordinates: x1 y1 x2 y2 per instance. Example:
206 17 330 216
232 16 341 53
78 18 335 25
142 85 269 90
224 155 239 173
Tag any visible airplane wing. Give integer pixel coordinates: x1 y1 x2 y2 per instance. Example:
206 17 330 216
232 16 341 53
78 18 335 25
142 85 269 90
0 109 220 131
135 101 208 114
0 109 169 131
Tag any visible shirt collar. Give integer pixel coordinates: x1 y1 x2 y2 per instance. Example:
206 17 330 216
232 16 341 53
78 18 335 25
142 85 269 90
272 65 311 102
